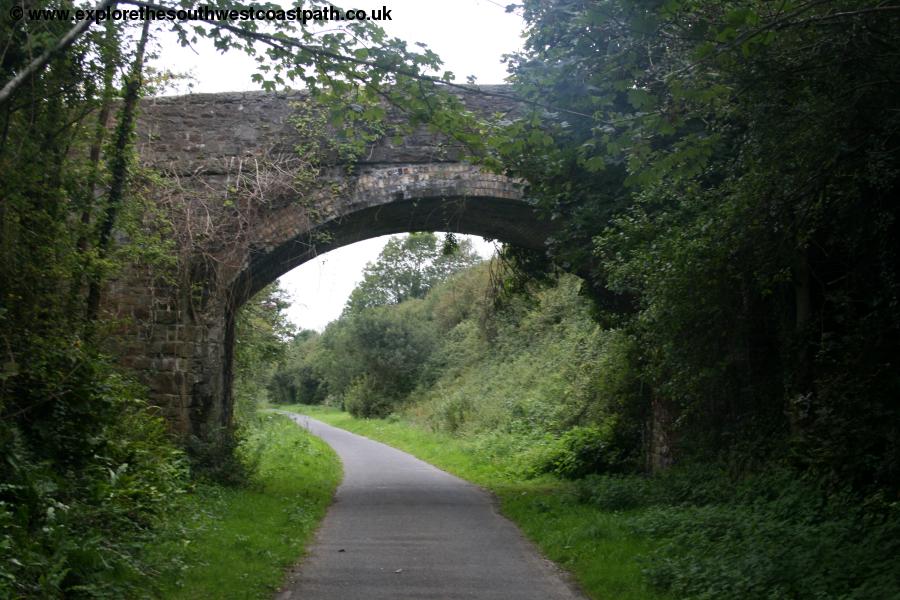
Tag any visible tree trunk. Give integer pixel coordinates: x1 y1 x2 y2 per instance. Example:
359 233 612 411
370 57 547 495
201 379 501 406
85 18 150 324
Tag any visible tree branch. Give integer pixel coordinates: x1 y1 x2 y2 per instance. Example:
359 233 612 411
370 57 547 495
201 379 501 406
0 0 115 106
124 0 598 121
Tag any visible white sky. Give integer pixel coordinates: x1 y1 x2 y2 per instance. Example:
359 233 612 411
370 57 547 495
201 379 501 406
150 0 525 330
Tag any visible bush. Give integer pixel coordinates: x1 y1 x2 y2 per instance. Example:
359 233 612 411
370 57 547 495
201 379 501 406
541 423 625 479
0 356 189 598
343 375 396 419
426 385 475 434
636 496 900 599
185 425 255 487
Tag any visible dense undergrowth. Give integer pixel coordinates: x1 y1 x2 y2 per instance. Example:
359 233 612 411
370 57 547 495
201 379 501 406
0 338 188 598
0 361 339 599
582 470 900 599
0 277 321 598
3 1 900 597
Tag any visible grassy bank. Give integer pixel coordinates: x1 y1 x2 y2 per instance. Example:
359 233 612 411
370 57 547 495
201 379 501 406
282 404 666 600
144 414 341 599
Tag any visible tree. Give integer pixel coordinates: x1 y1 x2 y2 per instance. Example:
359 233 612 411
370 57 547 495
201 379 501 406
494 0 900 485
267 330 330 406
345 233 483 313
232 283 295 419
289 233 484 417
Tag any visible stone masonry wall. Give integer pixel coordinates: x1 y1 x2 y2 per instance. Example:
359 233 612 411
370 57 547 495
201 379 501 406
106 87 553 437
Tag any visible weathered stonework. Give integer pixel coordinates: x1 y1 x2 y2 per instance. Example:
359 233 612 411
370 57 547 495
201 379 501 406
106 87 552 437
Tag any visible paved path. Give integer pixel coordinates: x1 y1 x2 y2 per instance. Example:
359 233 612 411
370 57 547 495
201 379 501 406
275 414 585 600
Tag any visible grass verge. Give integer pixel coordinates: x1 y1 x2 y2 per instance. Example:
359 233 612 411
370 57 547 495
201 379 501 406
144 413 341 599
281 404 667 600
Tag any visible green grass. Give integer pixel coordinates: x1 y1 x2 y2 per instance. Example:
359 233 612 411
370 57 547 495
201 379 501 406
145 414 341 599
282 404 667 600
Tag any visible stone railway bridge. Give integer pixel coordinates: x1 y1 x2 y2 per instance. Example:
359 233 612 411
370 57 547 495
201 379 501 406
109 87 551 437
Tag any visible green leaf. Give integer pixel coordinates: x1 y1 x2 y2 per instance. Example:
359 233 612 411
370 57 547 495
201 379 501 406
583 155 606 172
627 88 656 111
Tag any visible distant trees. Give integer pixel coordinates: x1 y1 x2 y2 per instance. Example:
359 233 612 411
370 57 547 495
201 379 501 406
232 283 295 420
268 233 484 417
267 330 328 406
345 232 482 314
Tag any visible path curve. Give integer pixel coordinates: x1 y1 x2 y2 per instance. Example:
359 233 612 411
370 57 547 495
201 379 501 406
276 414 585 600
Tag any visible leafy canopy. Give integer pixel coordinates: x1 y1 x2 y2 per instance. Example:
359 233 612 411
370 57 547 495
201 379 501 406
345 233 483 314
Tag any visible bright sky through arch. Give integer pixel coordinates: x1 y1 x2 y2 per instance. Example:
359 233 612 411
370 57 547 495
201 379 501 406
150 0 525 330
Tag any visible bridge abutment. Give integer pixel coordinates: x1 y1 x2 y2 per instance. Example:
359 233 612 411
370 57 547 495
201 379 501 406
105 268 232 436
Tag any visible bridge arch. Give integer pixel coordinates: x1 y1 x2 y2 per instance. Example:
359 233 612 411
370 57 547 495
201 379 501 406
232 162 543 304
113 89 549 437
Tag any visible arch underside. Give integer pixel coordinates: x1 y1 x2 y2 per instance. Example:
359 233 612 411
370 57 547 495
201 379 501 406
237 193 551 303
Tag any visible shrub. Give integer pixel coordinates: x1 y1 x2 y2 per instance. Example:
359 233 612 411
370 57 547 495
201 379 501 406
428 391 474 434
539 422 628 479
343 376 396 419
185 425 256 487
0 358 189 598
635 496 900 599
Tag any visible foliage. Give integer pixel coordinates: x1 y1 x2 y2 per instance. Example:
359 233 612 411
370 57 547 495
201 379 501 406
0 353 188 598
284 225 900 597
266 331 330 406
541 423 625 480
321 300 438 417
342 374 391 419
232 282 295 422
576 465 735 512
492 0 900 488
183 426 253 488
268 233 482 418
575 468 900 599
344 232 482 314
409 267 646 476
277 256 645 473
0 11 190 594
